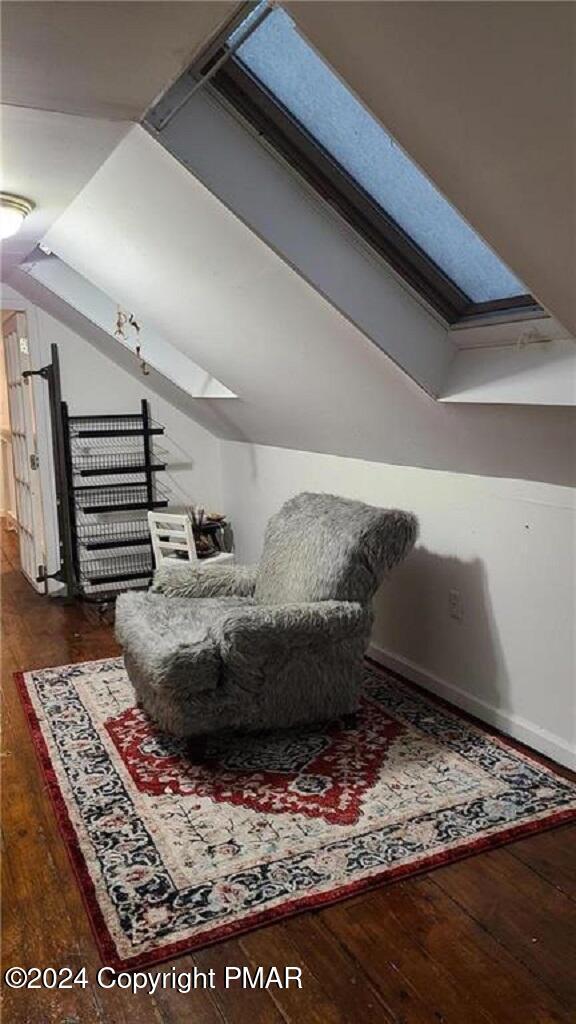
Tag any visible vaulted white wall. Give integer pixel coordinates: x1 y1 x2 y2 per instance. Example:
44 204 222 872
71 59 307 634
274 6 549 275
5 272 573 766
44 126 576 486
22 252 235 398
3 1 574 770
221 442 576 769
2 285 223 589
151 88 575 407
151 90 451 396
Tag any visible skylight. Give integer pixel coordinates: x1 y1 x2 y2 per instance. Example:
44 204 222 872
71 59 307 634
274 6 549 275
226 4 530 312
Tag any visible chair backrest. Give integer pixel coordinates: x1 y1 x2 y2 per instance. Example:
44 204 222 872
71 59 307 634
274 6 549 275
254 492 418 605
148 511 197 567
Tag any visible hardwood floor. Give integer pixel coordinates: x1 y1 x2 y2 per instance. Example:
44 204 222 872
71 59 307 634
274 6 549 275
2 525 575 1024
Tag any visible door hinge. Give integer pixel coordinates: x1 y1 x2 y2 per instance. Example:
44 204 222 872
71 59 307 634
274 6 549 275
36 565 63 586
30 453 39 470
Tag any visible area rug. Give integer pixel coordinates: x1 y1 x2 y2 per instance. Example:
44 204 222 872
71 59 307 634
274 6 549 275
16 657 576 969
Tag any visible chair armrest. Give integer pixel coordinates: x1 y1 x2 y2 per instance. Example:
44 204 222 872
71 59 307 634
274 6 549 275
218 600 370 656
151 561 258 598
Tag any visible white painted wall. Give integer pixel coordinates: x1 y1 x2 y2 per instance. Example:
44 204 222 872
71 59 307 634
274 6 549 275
1 285 223 587
152 91 451 395
43 127 576 486
221 441 576 769
51 311 224 513
24 254 235 398
442 340 576 405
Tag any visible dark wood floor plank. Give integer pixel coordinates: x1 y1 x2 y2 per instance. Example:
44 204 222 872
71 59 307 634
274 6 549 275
2 649 105 1024
281 914 398 1023
193 941 287 1024
366 879 572 1023
321 896 495 1024
432 847 576 1010
2 533 180 1024
507 826 576 901
3 523 576 1024
145 957 228 1024
239 926 350 1024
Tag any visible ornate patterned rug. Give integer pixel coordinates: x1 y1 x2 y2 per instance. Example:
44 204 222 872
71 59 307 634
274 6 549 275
16 657 576 969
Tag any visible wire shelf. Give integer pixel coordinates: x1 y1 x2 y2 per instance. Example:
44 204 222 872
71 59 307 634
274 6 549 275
74 482 169 514
80 578 151 599
68 414 164 438
72 451 166 477
57 400 171 602
77 517 152 551
71 433 165 452
79 551 154 585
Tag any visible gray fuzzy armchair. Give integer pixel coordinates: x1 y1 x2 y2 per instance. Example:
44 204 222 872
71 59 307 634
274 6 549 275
115 493 418 738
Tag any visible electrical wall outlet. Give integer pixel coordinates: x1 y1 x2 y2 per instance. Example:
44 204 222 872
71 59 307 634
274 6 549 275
448 589 464 621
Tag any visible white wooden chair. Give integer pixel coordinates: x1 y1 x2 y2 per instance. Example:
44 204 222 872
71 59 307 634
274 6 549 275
148 511 234 569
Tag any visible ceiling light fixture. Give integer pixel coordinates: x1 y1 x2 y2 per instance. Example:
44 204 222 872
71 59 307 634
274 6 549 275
0 193 35 240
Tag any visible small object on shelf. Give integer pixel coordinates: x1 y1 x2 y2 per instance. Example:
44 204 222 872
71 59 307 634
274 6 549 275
168 504 231 560
148 510 234 567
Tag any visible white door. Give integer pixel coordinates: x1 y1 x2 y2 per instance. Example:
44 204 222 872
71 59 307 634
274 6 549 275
2 313 46 591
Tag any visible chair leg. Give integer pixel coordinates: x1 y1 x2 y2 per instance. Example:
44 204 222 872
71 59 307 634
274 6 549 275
185 735 209 764
342 712 359 730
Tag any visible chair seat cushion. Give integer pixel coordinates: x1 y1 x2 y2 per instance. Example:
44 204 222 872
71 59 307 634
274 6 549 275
115 591 253 695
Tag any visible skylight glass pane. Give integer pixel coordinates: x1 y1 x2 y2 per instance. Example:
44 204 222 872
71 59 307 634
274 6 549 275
234 7 526 303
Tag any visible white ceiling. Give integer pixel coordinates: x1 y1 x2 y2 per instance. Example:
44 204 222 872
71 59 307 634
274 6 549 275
1 1 237 120
288 1 576 336
0 105 129 276
40 127 575 484
2 0 574 480
0 1 237 277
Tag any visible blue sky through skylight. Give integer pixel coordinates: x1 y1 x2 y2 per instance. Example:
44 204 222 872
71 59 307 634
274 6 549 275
233 6 526 303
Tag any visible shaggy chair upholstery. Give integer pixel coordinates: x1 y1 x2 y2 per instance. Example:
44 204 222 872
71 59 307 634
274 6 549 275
115 492 418 737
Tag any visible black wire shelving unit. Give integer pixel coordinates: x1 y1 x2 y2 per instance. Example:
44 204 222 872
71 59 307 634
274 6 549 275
23 345 169 601
65 403 169 600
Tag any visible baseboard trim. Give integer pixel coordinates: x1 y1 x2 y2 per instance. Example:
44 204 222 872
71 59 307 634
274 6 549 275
368 643 575 772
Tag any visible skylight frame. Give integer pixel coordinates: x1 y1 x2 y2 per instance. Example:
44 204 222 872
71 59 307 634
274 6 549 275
145 1 541 327
213 59 473 322
214 61 542 324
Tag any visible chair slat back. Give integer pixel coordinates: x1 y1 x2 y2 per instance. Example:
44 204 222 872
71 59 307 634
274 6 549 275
148 511 197 566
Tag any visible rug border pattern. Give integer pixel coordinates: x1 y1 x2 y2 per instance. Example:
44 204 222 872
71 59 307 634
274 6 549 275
14 659 576 971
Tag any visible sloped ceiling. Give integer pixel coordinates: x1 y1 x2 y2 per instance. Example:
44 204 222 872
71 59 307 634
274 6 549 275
5 270 236 439
0 0 236 120
288 1 576 335
3 2 574 486
20 250 235 398
42 127 575 486
0 105 129 276
0 1 236 274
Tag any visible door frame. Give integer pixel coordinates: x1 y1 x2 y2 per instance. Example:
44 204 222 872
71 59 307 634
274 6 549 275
1 286 61 594
2 311 47 590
